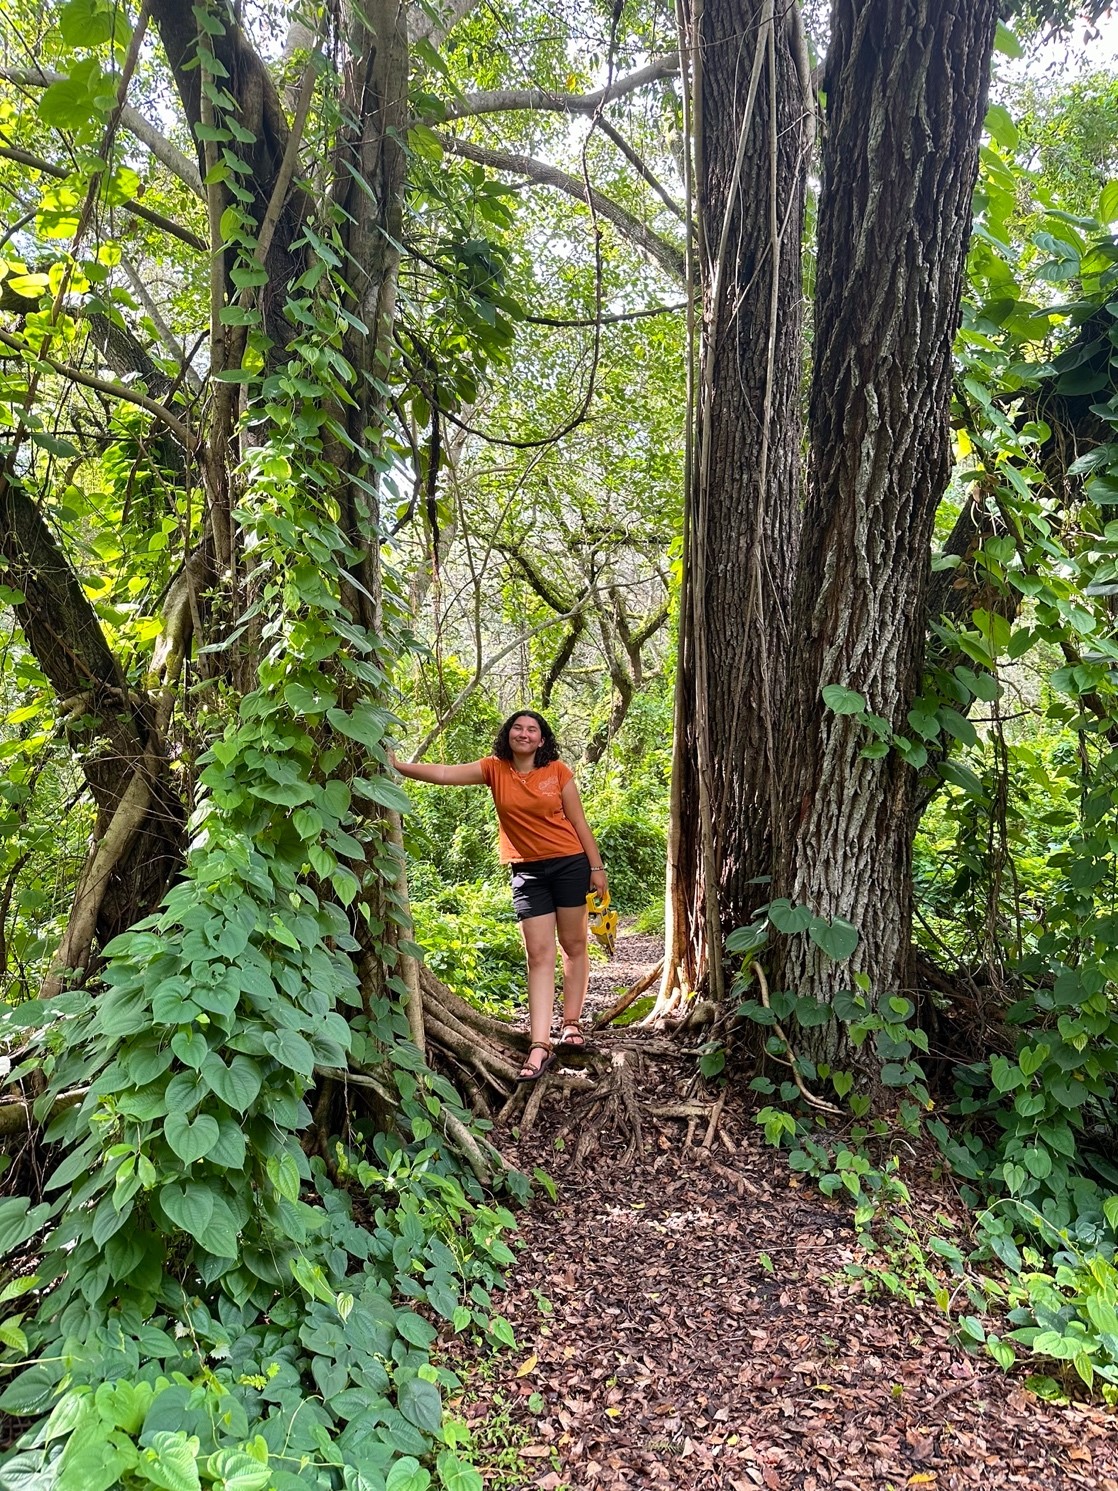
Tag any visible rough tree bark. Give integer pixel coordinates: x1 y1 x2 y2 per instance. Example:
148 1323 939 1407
659 0 811 1009
0 481 185 960
772 0 1001 1034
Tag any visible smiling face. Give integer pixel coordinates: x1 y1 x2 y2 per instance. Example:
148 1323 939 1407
508 715 544 756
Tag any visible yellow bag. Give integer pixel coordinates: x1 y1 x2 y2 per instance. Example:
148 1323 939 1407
586 888 618 957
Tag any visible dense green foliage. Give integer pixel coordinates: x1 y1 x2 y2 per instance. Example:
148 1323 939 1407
6 0 1118 1473
723 62 1118 1397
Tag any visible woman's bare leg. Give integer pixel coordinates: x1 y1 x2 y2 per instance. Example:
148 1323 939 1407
555 902 590 1027
519 912 558 1070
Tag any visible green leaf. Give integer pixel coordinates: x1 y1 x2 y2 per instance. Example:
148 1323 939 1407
821 684 866 716
262 1028 315 1075
938 707 978 747
984 103 1018 150
994 20 1023 57
136 1431 202 1491
725 921 768 956
266 1151 301 1204
397 1375 442 1433
57 1429 135 1491
207 1118 247 1170
768 899 813 934
164 1112 220 1166
386 1458 432 1491
202 1452 271 1491
941 761 985 799
38 65 104 130
195 1196 241 1259
201 1052 262 1112
170 1028 209 1071
793 996 832 1029
1022 1144 1052 1179
1003 1162 1027 1195
60 0 119 46
159 1183 214 1238
0 1197 51 1256
807 917 859 962
437 1452 483 1491
0 1363 61 1415
354 775 412 813
1018 1042 1049 1077
1100 181 1118 226
327 703 389 751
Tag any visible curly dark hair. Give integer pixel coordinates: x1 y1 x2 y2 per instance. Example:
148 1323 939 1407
492 710 561 767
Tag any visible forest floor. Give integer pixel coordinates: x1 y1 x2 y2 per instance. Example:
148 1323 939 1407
447 927 1118 1491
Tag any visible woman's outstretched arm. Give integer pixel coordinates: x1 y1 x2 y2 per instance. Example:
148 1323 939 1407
389 750 485 787
560 779 608 897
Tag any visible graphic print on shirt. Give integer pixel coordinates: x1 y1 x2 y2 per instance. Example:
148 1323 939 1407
477 756 582 863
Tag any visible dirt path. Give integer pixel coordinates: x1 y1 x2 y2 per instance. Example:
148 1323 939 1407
451 934 1118 1491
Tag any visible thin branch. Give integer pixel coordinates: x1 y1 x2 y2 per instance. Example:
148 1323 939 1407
597 118 687 223
0 330 198 450
251 60 315 274
120 255 203 391
0 67 203 195
436 135 685 283
439 55 680 121
520 300 687 327
752 962 844 1116
408 571 666 759
0 144 206 252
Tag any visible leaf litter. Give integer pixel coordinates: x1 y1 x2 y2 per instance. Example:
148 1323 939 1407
447 933 1118 1490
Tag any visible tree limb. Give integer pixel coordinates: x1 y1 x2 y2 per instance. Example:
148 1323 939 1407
436 135 686 283
0 330 198 451
439 55 680 121
0 144 206 251
41 761 154 998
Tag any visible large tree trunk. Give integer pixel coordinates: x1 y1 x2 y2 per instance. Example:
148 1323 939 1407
0 479 186 971
661 0 811 1007
772 0 1000 1035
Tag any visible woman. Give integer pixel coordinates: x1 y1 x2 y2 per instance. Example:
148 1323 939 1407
390 711 608 1081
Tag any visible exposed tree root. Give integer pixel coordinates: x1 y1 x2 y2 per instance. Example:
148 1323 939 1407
548 1048 645 1171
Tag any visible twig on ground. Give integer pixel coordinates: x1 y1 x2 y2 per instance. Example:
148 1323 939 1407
701 1089 727 1149
593 959 664 1028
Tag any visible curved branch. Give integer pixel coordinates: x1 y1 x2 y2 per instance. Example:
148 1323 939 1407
0 145 206 250
440 55 680 121
436 135 686 283
0 331 198 451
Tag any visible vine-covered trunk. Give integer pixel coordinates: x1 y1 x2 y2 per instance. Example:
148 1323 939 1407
772 0 1001 1026
661 0 810 1007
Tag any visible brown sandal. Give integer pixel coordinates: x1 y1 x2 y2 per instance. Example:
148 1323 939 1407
558 1022 587 1050
516 1042 556 1083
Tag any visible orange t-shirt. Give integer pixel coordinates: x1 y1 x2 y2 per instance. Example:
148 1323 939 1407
478 756 584 864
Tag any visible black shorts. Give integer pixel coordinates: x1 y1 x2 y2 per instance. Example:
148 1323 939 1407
509 853 591 921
